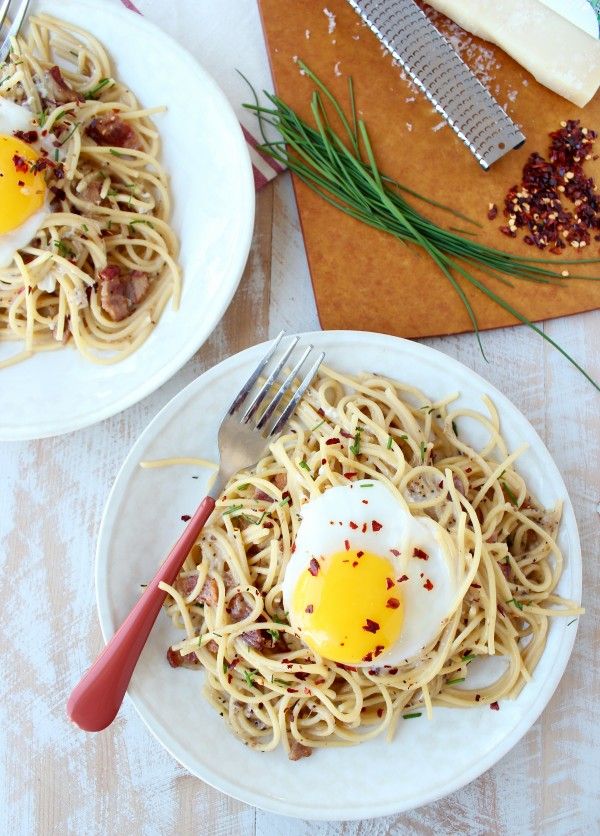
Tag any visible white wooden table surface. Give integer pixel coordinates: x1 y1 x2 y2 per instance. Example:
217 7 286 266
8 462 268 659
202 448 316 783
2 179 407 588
1 172 599 835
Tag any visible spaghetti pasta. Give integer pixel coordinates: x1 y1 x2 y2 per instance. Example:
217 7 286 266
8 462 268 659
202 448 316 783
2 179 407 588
157 367 581 760
0 14 180 368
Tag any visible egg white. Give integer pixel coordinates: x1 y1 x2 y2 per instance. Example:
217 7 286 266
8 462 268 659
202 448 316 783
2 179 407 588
282 480 461 666
0 99 50 268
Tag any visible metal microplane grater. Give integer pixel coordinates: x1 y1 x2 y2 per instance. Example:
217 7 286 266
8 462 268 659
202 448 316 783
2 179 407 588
347 0 526 169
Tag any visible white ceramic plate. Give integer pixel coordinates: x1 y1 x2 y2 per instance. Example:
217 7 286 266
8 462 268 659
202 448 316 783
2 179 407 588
0 0 255 440
96 331 582 820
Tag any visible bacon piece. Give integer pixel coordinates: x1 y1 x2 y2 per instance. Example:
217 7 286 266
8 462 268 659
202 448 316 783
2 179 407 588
272 473 287 490
46 66 84 104
166 647 199 668
241 629 267 650
254 488 272 502
289 741 312 761
86 113 142 149
82 179 103 205
228 593 252 622
206 640 219 654
98 264 150 321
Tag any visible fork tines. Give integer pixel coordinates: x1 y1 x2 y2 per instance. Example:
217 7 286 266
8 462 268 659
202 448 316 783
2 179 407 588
0 0 31 64
230 332 324 438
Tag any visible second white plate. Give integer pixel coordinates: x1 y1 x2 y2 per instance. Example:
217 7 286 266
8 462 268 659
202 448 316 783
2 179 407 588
0 0 255 440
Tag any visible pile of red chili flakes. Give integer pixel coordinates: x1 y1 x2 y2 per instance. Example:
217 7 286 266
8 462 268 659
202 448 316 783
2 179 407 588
489 120 600 254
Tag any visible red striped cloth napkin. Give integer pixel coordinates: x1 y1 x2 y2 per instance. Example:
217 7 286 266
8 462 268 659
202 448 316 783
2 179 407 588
118 0 285 189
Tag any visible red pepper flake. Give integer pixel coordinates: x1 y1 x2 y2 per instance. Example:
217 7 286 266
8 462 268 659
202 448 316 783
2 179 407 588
390 549 400 557
500 562 512 580
321 458 327 465
295 671 309 680
470 583 481 589
465 468 472 473
497 603 506 616
325 437 340 445
397 574 409 583
361 500 368 506
413 547 429 560
372 520 383 532
17 180 24 187
180 514 191 522
344 539 350 551
227 673 232 684
12 154 29 173
349 521 358 530
487 203 498 221
308 558 319 576
475 694 481 702
340 429 353 439
490 701 500 711
386 597 400 609
291 543 296 553
344 471 357 479
361 522 367 533
287 688 298 693
373 645 384 657
305 604 313 614
229 657 240 669
315 677 326 685
386 667 398 675
386 577 394 590
336 663 358 672
362 618 380 634
377 707 384 718
362 651 373 662
357 550 364 557
423 578 434 591
352 561 358 567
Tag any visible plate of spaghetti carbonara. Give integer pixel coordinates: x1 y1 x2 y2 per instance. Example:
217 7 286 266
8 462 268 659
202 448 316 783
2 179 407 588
96 331 582 820
0 1 254 439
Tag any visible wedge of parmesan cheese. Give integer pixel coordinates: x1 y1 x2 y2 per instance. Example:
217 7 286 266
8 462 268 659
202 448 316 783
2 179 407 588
426 0 600 107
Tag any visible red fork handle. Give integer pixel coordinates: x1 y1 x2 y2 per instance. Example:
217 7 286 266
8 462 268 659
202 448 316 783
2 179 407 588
67 495 216 732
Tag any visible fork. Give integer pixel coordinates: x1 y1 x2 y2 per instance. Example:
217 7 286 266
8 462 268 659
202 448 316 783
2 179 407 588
67 333 324 732
0 0 31 64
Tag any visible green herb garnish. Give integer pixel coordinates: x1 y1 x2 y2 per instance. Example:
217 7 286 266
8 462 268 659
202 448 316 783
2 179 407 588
58 121 80 147
272 677 288 687
507 598 524 611
447 677 466 685
266 628 280 641
311 419 325 432
567 618 578 626
350 429 361 456
110 148 128 158
462 653 476 662
128 219 155 231
387 436 393 449
53 239 74 259
81 224 89 233
242 63 600 392
501 481 519 507
85 77 113 99
278 497 290 507
419 441 427 463
298 459 310 472
237 483 249 491
451 420 458 437
402 712 422 720
243 669 257 687
223 504 243 516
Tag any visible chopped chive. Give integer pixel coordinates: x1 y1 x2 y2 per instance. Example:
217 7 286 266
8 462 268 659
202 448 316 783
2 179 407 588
223 504 243 516
350 429 361 456
298 459 310 472
501 481 519 507
279 497 290 507
387 436 393 449
84 77 113 99
447 677 466 685
129 219 155 232
310 419 325 432
462 653 476 662
54 149 60 162
402 712 422 720
53 239 74 259
37 110 47 127
567 618 578 626
81 223 89 233
507 598 524 611
58 121 81 147
266 628 280 641
359 483 374 488
243 669 256 687
419 441 427 463
272 677 288 686
223 660 228 673
110 148 128 158
452 420 458 437
398 434 408 441
237 483 249 491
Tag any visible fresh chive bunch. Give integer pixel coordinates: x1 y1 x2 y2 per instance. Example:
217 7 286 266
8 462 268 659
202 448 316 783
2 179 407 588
243 61 600 392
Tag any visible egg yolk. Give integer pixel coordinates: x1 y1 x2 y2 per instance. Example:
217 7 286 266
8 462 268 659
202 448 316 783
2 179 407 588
0 135 46 234
292 549 404 665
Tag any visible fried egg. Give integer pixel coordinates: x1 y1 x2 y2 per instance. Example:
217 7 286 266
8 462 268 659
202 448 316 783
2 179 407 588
0 99 49 268
282 481 460 667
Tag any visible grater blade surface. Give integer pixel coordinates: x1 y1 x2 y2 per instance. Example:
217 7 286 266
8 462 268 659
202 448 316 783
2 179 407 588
348 0 526 169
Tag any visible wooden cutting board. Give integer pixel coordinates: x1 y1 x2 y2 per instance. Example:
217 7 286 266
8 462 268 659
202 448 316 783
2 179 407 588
257 0 600 337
